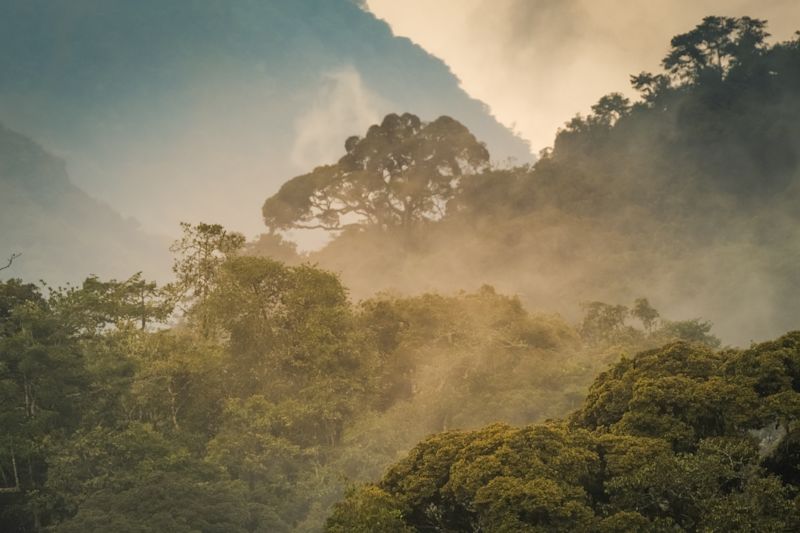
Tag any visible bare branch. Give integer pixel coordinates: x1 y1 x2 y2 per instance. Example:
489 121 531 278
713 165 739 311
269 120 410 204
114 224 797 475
292 222 343 231
0 252 21 272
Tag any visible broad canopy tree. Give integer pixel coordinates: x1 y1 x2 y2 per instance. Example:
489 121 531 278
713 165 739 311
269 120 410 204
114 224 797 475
262 113 490 233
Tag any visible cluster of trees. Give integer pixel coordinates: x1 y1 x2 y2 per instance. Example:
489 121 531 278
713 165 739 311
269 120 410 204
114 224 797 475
265 17 800 224
0 221 373 531
0 221 716 531
260 17 800 345
2 14 798 533
328 332 800 532
579 298 718 349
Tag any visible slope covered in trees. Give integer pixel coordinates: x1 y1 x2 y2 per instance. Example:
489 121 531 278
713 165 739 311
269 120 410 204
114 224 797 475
2 13 800 533
329 332 800 532
261 17 800 346
0 223 721 532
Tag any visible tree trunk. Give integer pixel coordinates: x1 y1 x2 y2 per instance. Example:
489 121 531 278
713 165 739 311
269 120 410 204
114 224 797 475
167 383 180 431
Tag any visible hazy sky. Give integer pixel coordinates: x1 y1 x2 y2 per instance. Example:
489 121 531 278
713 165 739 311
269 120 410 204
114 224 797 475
367 0 800 151
0 0 528 244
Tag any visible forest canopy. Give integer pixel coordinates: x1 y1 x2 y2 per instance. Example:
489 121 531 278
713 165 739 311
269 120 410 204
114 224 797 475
2 14 800 533
328 333 800 532
0 223 728 532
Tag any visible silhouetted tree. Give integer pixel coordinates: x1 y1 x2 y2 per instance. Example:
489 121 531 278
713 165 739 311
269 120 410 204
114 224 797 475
262 113 490 233
663 16 769 82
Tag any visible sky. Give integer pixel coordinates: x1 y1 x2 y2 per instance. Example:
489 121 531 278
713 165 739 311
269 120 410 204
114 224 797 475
0 0 529 244
367 0 800 151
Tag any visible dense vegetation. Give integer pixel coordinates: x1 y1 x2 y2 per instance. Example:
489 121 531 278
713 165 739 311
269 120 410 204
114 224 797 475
2 15 799 533
262 16 800 345
0 221 719 531
329 333 800 531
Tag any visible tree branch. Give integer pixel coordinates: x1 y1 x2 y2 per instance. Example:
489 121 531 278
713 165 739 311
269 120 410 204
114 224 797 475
0 253 21 272
293 222 343 231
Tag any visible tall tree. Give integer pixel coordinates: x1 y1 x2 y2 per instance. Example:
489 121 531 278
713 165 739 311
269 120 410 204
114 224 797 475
168 222 244 334
262 113 490 234
0 281 88 529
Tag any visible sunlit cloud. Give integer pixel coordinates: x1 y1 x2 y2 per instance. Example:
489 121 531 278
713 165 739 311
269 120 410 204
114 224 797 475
367 0 800 151
291 65 384 170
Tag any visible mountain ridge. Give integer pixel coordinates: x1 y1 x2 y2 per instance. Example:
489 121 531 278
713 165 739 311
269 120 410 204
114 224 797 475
0 122 170 285
0 0 531 240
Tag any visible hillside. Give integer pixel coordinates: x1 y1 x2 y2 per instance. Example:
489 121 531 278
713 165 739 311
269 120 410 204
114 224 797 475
0 123 169 284
0 0 531 239
0 230 726 532
2 11 800 533
330 332 800 531
260 17 800 345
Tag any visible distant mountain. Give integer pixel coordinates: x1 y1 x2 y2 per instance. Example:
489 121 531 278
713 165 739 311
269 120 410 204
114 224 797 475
0 123 170 285
0 0 531 239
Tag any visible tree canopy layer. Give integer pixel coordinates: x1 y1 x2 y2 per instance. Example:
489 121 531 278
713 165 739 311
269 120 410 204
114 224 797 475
0 222 720 532
2 14 800 533
328 332 800 532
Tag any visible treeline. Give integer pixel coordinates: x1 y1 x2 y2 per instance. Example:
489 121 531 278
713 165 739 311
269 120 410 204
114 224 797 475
0 223 715 532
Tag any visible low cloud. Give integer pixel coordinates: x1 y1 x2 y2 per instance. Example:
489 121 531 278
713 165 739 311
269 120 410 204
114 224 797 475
368 0 800 151
291 65 384 170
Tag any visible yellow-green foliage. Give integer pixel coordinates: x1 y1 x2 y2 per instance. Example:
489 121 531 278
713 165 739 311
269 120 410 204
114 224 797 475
0 250 717 532
329 333 800 532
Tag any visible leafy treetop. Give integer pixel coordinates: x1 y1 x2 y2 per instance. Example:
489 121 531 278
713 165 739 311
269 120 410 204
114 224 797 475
262 113 490 233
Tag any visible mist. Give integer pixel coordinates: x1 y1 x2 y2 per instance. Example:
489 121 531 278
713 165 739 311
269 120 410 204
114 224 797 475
368 0 800 151
0 0 530 260
267 17 800 347
2 4 800 533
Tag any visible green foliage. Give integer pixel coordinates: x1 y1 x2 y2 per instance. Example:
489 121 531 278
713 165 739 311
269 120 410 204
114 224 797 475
325 486 412 533
4 15 800 533
205 256 377 452
168 222 245 332
0 246 690 531
0 249 744 532
331 332 800 531
579 298 720 354
50 273 171 334
359 287 586 418
632 298 659 332
48 425 254 533
129 329 226 435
